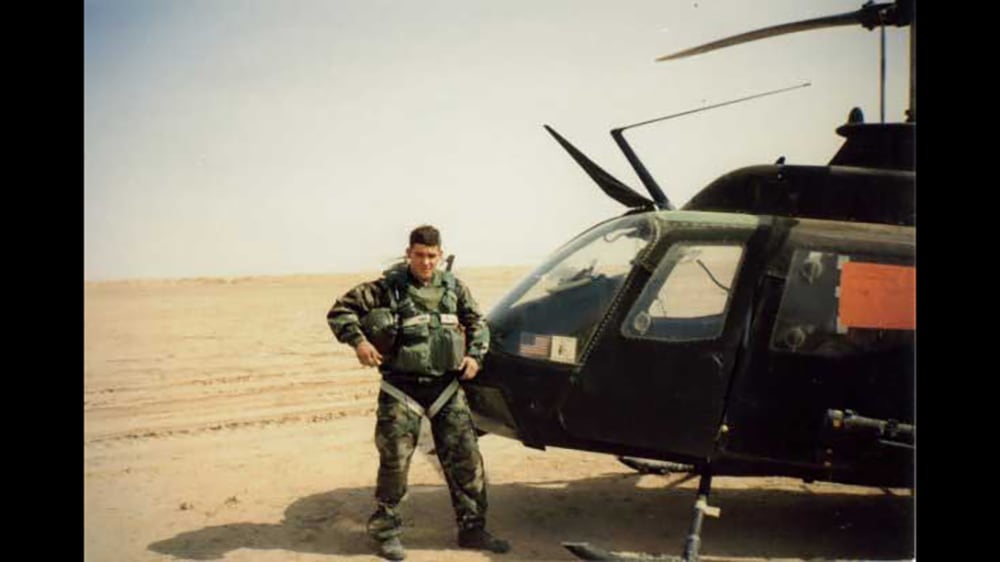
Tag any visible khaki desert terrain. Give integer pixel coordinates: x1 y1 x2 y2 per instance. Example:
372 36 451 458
84 267 914 561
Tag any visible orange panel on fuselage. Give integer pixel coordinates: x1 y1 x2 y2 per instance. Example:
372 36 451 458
839 262 915 330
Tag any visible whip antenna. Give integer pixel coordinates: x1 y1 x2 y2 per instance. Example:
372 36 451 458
611 81 811 209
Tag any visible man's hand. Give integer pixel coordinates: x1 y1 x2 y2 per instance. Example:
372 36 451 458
459 356 480 380
355 341 383 368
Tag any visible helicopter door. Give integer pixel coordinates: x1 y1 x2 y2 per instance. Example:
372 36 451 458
558 232 757 458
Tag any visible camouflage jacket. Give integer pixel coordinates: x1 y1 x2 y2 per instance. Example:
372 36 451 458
326 266 490 364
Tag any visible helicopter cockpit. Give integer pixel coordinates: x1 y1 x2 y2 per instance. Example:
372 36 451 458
473 210 762 457
487 211 758 367
487 213 659 366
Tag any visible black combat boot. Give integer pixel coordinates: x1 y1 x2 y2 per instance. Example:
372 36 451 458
376 536 406 561
458 528 511 553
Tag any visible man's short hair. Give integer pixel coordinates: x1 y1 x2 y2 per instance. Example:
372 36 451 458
409 225 441 247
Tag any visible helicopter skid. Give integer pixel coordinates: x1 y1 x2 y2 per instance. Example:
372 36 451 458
562 541 684 561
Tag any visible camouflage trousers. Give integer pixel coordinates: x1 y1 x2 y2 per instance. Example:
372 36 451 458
367 382 488 540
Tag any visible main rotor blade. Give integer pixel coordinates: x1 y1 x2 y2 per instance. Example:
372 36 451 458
655 1 905 62
656 12 858 61
544 125 655 210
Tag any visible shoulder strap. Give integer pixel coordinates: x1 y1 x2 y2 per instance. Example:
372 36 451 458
382 264 409 312
438 271 459 313
440 270 457 291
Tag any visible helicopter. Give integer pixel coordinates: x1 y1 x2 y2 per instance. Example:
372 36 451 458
460 1 916 560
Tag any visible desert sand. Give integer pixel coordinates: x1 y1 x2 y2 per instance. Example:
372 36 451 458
84 267 913 561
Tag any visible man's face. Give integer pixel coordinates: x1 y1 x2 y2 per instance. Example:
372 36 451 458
406 243 442 283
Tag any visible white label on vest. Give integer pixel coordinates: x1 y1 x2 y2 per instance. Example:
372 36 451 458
549 335 577 363
439 313 459 326
401 314 431 327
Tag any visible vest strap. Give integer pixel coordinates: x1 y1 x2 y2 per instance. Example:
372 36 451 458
426 379 460 419
401 314 431 327
379 379 460 420
380 380 425 417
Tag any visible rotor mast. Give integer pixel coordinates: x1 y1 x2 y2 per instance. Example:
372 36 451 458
907 9 915 122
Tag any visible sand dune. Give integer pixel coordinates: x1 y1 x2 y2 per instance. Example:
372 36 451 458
84 268 913 561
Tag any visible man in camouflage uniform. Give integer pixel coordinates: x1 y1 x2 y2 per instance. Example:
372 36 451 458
326 225 510 561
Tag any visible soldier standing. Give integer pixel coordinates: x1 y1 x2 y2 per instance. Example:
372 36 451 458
326 225 510 561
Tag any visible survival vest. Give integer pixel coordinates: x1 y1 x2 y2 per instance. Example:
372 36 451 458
360 265 466 377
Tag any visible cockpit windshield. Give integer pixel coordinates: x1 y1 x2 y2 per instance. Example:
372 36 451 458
487 214 658 365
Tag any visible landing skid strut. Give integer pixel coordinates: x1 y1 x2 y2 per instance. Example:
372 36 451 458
563 467 719 561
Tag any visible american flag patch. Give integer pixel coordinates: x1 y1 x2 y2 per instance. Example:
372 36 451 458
519 332 552 359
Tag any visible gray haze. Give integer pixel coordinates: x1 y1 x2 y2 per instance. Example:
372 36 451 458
84 0 910 280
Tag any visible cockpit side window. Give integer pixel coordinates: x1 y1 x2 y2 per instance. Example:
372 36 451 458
622 243 744 342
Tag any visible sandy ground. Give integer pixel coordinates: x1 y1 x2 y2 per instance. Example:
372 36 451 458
84 267 914 561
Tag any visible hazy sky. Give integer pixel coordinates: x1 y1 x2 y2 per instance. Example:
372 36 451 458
84 0 910 281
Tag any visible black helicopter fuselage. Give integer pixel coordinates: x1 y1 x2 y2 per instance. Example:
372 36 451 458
461 3 915 558
465 157 914 489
